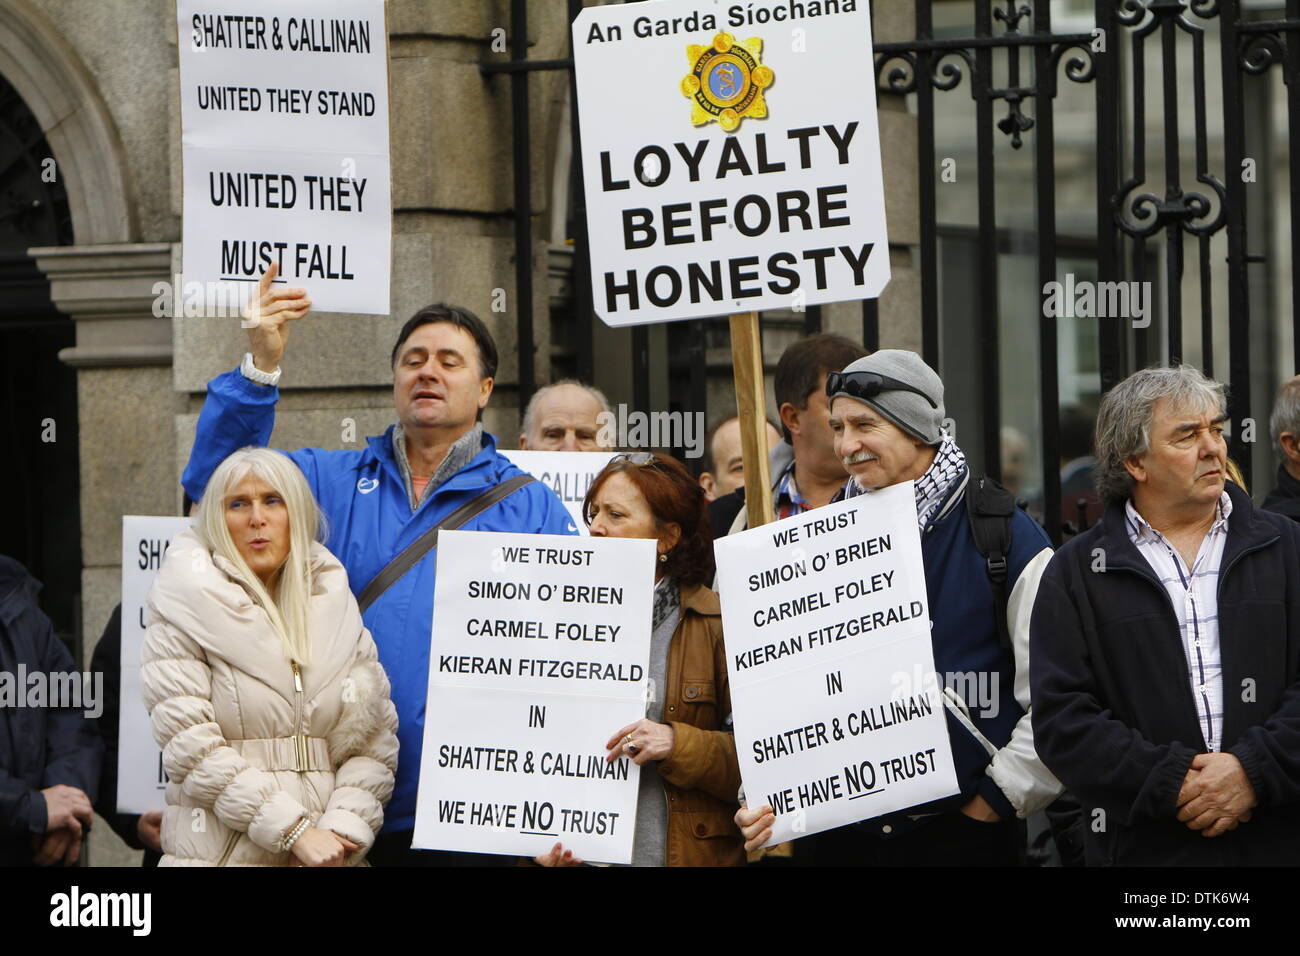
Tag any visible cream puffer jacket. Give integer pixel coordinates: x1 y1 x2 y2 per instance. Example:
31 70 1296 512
141 527 399 866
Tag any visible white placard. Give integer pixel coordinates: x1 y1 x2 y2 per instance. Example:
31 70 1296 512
118 517 193 814
499 450 620 533
714 483 958 844
412 531 656 864
176 0 391 314
571 0 889 326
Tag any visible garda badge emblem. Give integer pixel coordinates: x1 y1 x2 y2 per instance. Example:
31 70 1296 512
681 32 773 133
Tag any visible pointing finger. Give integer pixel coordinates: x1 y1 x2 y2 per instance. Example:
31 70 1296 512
257 261 279 296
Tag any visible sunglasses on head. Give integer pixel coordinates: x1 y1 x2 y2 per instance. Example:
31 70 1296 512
825 370 938 409
609 452 660 468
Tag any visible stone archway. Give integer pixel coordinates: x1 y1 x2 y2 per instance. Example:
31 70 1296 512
0 0 134 244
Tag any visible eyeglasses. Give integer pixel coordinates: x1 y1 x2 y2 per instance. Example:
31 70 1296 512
825 370 938 409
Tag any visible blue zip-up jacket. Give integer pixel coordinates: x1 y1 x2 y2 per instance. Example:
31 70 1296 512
181 368 578 832
833 470 1062 839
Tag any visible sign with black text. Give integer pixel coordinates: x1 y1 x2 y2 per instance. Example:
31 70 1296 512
500 450 619 533
714 483 957 844
177 0 391 314
118 517 193 814
571 0 888 325
412 531 655 864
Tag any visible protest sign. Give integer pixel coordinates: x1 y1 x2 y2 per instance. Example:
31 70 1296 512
714 482 958 844
118 516 193 813
412 531 655 864
570 0 889 326
176 0 391 314
499 450 619 532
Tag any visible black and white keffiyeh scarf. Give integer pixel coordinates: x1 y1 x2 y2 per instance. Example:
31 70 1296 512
841 430 968 531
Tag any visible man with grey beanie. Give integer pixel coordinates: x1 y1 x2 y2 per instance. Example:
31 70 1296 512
736 349 1062 865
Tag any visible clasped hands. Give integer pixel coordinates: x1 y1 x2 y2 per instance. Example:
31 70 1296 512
1175 752 1257 838
31 784 93 866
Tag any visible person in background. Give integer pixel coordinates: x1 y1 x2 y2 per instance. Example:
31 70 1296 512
518 380 614 452
1264 374 1300 520
1059 405 1103 530
534 453 744 867
91 604 162 866
1000 426 1029 499
709 333 867 535
0 555 102 867
697 414 782 501
143 448 398 866
1031 365 1300 865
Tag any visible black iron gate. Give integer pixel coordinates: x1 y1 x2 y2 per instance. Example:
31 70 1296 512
493 1 1300 545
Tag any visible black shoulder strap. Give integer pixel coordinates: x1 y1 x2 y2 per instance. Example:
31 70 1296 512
357 474 536 614
965 474 1016 653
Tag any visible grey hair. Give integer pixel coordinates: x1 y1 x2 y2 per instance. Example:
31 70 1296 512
1093 365 1227 506
1269 375 1300 455
521 379 612 440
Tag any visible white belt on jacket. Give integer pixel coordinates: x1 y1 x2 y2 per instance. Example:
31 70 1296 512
229 736 331 773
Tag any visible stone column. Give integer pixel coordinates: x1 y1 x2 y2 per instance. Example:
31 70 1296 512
822 3 921 352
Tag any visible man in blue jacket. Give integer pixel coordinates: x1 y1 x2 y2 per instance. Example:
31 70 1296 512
181 268 577 865
736 350 1062 864
1030 365 1300 865
1 555 102 866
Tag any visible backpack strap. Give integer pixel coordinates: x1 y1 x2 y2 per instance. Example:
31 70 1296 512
357 474 536 614
965 474 1016 653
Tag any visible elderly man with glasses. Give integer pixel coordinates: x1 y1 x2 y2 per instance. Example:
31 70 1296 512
736 349 1062 865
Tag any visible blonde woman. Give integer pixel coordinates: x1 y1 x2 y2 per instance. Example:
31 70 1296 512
141 447 398 866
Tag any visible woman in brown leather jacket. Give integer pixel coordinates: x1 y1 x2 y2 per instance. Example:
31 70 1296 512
534 452 745 867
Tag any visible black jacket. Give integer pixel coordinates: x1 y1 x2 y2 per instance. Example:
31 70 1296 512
90 605 160 864
1261 463 1300 522
0 556 103 866
1030 481 1300 865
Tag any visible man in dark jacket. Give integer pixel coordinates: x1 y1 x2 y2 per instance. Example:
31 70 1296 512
737 350 1063 864
1263 374 1300 520
1031 365 1300 865
0 555 103 866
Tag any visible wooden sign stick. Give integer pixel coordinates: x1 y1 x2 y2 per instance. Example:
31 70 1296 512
729 311 774 530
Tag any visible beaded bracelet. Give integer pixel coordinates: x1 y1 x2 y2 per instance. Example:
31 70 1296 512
281 817 311 853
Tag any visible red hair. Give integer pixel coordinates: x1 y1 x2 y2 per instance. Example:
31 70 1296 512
583 453 715 587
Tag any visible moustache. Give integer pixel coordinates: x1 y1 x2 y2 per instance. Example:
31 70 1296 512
843 452 878 468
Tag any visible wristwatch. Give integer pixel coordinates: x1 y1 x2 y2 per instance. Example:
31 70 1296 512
241 352 282 387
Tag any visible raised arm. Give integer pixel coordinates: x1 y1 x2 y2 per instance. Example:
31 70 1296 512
181 264 311 502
